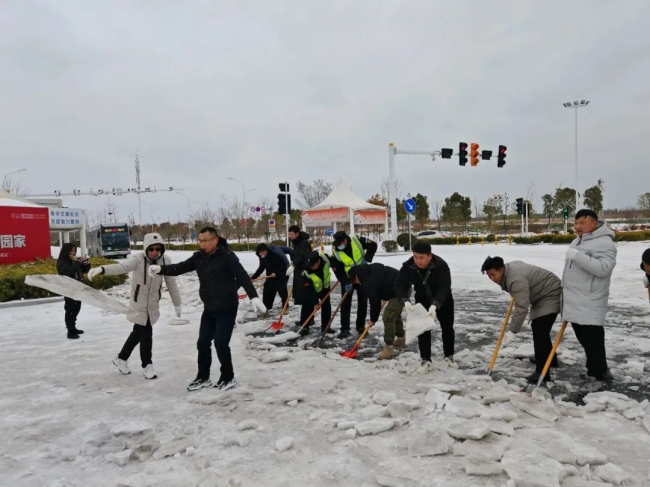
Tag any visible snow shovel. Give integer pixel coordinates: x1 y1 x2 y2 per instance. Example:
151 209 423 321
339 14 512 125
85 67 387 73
266 286 294 332
526 321 568 393
238 282 264 300
296 282 340 334
487 298 515 376
308 290 351 348
341 301 387 359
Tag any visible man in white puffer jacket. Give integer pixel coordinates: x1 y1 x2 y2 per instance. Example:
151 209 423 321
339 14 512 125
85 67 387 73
88 233 182 379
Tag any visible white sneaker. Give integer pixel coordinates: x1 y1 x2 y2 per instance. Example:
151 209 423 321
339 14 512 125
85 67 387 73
444 356 459 369
143 364 157 380
214 378 238 391
113 356 131 375
417 360 435 375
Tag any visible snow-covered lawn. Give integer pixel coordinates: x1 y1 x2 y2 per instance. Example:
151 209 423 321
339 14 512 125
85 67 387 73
1 242 649 486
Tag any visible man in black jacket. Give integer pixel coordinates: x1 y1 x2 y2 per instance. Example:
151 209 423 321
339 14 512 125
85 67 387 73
642 248 650 304
148 227 264 392
394 241 455 370
331 231 378 338
287 225 312 308
251 243 289 312
349 263 406 360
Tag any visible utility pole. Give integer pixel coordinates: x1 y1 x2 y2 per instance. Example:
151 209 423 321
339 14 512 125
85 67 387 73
134 153 142 225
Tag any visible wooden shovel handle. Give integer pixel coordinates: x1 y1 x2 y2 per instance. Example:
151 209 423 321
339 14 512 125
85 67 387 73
536 321 568 388
488 298 515 374
298 282 340 331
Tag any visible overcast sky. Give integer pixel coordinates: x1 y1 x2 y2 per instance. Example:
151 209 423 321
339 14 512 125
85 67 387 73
2 0 649 223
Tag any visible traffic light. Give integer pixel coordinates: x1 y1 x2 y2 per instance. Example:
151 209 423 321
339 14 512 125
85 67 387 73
563 207 569 220
470 143 480 166
459 142 468 166
516 198 524 215
279 182 290 192
277 194 287 214
441 148 453 159
497 145 507 168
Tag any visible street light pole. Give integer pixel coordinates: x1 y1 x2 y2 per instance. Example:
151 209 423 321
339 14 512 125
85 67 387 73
228 177 256 250
563 100 590 213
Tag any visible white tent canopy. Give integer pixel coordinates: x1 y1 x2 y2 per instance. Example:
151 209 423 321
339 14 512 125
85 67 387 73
0 190 42 207
309 181 386 211
302 182 387 237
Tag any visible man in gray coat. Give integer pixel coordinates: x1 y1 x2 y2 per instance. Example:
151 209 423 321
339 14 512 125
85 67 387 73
482 256 562 383
88 233 182 379
562 209 617 383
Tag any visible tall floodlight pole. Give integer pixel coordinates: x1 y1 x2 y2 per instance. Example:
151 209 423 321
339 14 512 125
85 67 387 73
563 100 590 213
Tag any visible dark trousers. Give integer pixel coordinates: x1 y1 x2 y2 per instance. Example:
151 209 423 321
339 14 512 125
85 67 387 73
64 297 82 330
262 275 289 311
418 296 455 360
340 286 368 332
119 318 153 368
197 307 238 382
292 272 305 305
531 314 559 373
572 323 608 377
300 287 332 330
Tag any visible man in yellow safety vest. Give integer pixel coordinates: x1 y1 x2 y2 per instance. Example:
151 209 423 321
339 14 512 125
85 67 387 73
331 231 378 338
299 251 334 337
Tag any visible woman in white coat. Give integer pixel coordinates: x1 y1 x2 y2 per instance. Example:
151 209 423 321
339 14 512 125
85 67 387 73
88 233 182 379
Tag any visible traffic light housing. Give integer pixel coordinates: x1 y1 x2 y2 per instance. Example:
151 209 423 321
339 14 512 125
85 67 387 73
497 145 507 168
277 194 286 214
481 150 492 160
441 148 453 159
279 182 290 192
459 142 468 166
516 198 524 215
563 207 569 220
470 143 480 166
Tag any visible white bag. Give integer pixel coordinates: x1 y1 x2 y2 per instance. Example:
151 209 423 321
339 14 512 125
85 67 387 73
404 303 436 344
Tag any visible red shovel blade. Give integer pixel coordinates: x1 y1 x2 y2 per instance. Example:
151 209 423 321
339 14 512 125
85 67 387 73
340 346 359 359
270 320 285 331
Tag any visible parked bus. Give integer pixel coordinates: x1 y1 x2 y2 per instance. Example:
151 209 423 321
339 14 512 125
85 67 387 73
87 223 132 258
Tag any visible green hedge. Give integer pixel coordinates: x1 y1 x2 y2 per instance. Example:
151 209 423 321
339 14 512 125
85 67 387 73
0 257 128 303
382 240 398 253
416 230 650 246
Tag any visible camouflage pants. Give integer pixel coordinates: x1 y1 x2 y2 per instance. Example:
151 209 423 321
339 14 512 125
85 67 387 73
383 298 404 345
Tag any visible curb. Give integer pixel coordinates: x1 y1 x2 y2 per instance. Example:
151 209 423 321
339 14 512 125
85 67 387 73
0 296 64 309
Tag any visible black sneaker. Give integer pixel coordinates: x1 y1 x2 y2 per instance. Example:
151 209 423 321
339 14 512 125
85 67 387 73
526 371 551 384
67 331 80 340
594 369 614 383
214 378 238 391
187 378 213 391
73 328 85 335
299 328 311 337
338 329 351 339
356 326 365 335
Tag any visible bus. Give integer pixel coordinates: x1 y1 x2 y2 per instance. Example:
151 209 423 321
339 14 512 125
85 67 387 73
87 223 132 258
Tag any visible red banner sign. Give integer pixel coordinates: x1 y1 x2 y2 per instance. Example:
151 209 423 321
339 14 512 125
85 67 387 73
0 207 51 265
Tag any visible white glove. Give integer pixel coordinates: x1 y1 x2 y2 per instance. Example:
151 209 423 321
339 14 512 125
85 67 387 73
503 330 518 347
427 304 437 317
87 267 103 281
404 302 414 313
251 297 267 314
148 265 161 277
643 275 649 288
566 248 579 261
175 306 182 318
286 266 294 277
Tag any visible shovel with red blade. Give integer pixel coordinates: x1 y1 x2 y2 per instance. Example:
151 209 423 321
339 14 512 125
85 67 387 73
340 301 387 359
266 286 294 332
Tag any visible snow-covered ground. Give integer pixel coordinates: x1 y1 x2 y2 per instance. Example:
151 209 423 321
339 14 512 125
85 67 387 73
1 242 649 486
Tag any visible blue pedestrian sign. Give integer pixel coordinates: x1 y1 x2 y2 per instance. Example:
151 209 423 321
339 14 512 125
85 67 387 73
327 229 334 236
404 198 416 214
